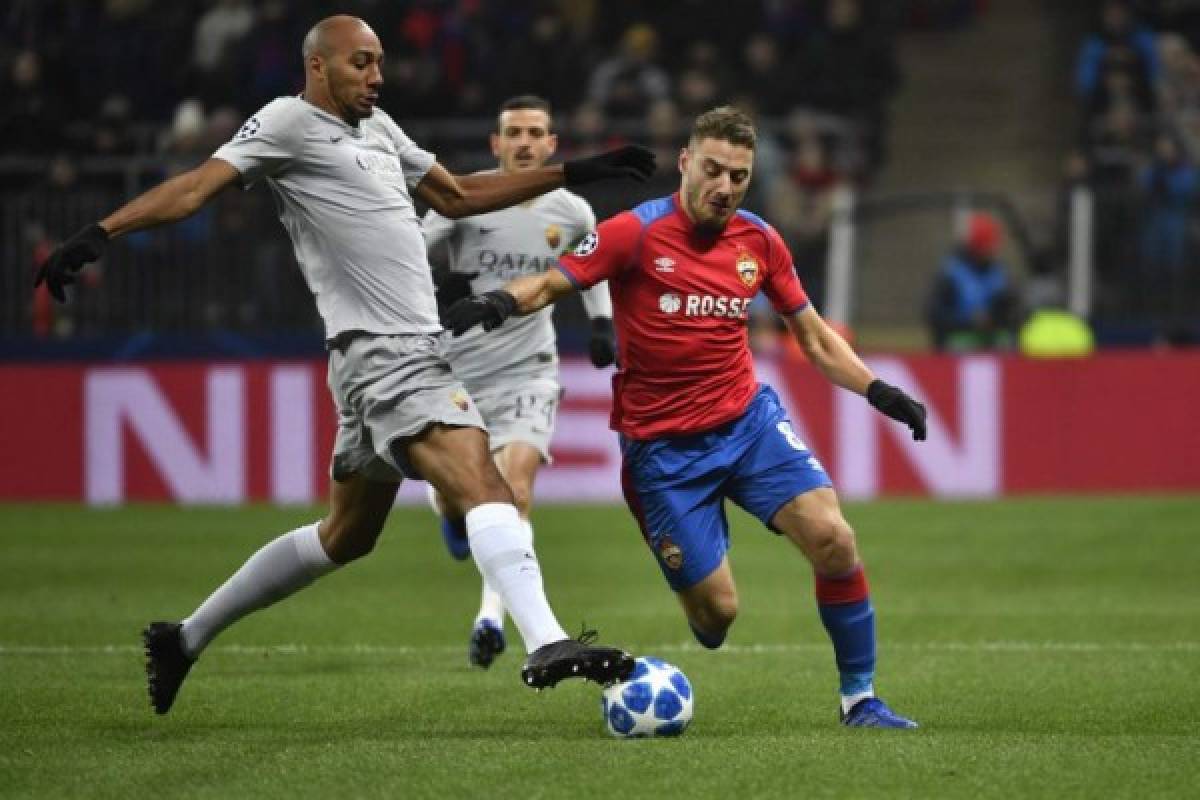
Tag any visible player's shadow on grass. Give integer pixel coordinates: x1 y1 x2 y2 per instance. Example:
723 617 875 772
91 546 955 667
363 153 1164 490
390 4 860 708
107 715 604 742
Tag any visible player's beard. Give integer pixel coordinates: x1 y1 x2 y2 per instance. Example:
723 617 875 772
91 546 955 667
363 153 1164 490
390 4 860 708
689 192 731 234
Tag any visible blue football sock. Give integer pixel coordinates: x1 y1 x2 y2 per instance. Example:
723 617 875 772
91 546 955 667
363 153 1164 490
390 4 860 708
442 515 467 539
689 622 726 650
817 598 877 695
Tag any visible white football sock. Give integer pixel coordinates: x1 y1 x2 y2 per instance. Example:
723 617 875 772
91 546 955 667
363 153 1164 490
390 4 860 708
841 686 876 715
473 519 534 628
180 522 336 658
467 504 566 653
475 581 506 628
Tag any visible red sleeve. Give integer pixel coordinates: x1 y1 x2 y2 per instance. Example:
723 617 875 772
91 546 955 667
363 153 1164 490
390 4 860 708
759 223 809 314
556 211 642 289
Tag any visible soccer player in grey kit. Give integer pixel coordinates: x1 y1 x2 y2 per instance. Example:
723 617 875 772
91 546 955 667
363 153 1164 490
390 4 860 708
34 15 654 714
422 95 616 669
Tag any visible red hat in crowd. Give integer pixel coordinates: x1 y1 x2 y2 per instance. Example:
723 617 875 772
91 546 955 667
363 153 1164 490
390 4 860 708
965 212 1001 257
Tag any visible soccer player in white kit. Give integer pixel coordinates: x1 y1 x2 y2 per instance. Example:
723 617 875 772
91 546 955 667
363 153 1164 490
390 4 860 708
34 15 655 714
421 95 616 668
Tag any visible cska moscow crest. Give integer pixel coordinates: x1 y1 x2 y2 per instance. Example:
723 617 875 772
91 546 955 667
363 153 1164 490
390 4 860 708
545 224 562 250
735 250 759 288
657 534 683 570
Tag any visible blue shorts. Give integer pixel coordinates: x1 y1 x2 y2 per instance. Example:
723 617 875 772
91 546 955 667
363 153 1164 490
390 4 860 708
619 384 833 591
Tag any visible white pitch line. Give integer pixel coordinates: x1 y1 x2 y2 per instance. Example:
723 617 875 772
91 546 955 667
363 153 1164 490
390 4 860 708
0 641 1198 657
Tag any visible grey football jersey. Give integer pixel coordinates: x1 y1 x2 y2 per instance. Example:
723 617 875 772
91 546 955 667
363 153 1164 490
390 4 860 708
214 96 439 338
423 189 598 383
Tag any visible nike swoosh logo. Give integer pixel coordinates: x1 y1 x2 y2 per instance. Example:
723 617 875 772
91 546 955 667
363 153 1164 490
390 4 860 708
330 135 343 143
478 227 497 235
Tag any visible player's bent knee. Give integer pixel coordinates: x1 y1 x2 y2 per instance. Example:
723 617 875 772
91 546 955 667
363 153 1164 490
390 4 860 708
319 517 384 564
813 520 858 575
510 484 533 517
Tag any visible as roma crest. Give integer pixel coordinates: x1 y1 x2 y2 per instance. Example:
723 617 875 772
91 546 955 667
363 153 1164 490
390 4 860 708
658 534 683 570
735 250 759 288
545 224 562 250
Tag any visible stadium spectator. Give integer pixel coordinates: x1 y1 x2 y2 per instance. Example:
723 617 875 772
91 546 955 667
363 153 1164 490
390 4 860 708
766 124 843 311
1137 133 1198 316
641 99 687 199
587 23 672 119
0 49 66 155
34 15 653 715
89 95 138 160
445 104 925 730
1084 99 1155 301
487 9 588 115
192 0 256 107
926 212 1019 351
793 0 901 171
239 0 303 110
1075 0 1160 116
738 33 794 117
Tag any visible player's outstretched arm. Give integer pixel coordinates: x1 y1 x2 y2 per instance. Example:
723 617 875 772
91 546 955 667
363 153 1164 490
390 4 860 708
34 158 241 303
786 307 927 441
415 146 655 220
443 270 576 336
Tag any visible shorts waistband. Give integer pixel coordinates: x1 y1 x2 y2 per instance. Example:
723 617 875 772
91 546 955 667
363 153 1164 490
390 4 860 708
325 330 373 353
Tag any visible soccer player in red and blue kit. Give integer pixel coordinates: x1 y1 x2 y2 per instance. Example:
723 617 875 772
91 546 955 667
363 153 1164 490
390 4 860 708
446 106 927 728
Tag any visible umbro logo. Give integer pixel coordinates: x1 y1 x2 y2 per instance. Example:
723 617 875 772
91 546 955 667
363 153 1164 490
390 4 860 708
654 257 675 272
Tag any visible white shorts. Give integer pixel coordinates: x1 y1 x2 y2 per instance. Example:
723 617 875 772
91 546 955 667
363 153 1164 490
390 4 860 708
327 333 485 482
467 375 562 463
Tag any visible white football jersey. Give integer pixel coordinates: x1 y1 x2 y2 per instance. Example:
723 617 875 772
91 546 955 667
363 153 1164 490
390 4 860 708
214 96 440 339
423 189 600 383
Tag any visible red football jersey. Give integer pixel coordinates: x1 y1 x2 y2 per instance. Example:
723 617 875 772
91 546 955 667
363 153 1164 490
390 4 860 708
558 193 809 439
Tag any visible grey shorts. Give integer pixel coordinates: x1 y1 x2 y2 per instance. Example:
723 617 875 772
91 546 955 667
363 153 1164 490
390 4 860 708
467 375 562 463
327 332 485 482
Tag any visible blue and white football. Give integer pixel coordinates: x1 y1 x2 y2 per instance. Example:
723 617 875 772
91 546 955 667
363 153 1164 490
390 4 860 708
601 657 693 738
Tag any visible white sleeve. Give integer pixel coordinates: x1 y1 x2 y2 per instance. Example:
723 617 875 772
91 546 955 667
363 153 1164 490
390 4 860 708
580 279 613 319
421 208 455 249
385 117 437 190
212 100 305 188
421 208 456 270
567 195 612 319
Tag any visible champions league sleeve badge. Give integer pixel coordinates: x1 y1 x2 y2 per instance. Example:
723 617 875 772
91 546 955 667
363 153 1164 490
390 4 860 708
573 231 599 257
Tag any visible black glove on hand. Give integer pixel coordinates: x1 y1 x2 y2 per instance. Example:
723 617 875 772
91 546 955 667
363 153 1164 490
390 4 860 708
34 223 109 303
563 145 656 186
588 317 617 368
444 290 517 336
432 270 478 319
866 379 928 441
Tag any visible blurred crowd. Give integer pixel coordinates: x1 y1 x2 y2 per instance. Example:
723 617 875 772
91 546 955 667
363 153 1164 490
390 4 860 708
0 0 923 177
1 0 984 341
1064 0 1200 338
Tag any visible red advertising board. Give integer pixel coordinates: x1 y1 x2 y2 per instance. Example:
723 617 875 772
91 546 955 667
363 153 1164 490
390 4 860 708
2 352 1198 504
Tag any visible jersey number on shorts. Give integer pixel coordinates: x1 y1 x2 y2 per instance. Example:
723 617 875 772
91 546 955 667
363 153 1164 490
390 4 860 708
776 421 808 452
515 393 556 434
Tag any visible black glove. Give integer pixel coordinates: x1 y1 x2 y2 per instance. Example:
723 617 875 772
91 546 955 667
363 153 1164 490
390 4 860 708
444 290 517 336
866 379 927 441
563 145 656 186
432 269 478 319
588 317 617 368
34 223 109 303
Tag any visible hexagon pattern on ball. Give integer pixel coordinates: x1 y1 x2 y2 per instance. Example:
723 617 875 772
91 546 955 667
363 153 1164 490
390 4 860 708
601 657 693 738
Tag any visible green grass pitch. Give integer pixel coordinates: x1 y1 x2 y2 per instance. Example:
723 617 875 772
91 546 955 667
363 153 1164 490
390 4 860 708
2 497 1198 798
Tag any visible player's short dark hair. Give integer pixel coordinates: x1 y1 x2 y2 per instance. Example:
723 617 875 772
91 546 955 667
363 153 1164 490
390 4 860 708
497 95 554 130
689 106 756 150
